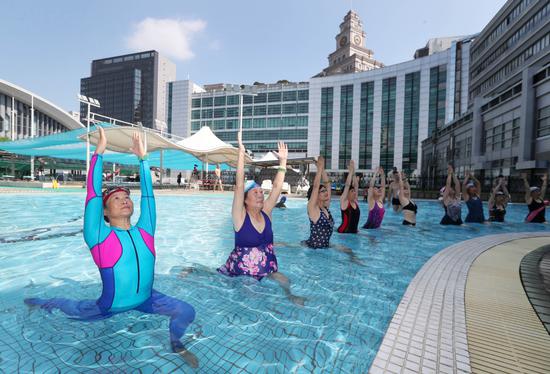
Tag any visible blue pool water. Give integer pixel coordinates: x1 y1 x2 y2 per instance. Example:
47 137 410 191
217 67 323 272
0 193 547 373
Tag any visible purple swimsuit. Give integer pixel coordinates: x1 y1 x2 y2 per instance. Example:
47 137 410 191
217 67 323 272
363 202 385 229
218 211 278 281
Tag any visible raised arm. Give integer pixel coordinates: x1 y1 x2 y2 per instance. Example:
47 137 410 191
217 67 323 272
352 175 359 203
232 130 246 230
462 171 470 201
541 173 548 198
521 173 531 204
453 171 461 197
307 156 324 221
83 127 110 248
131 132 155 235
443 165 453 204
264 141 288 215
488 179 501 209
398 171 408 206
501 178 511 205
322 169 331 202
340 160 355 209
380 168 386 201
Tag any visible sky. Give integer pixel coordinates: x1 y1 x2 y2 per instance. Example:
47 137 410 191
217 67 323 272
1 0 506 112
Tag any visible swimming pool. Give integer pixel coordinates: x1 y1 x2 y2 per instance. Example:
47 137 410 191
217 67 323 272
0 193 547 372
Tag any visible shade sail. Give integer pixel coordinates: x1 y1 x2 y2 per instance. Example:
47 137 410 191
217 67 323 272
81 126 182 153
175 126 251 167
0 123 219 170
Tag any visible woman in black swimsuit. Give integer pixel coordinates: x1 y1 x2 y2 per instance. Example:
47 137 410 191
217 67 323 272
522 173 548 223
398 171 417 226
337 160 360 233
488 176 510 222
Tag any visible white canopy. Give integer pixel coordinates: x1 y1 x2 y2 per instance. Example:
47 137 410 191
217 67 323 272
253 151 279 163
81 126 180 153
176 126 252 166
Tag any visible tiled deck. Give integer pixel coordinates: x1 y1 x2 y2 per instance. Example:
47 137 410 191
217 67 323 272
369 232 550 374
466 237 550 373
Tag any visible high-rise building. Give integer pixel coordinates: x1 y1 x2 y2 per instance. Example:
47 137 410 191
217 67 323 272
309 36 472 173
80 50 176 131
316 11 384 77
422 0 550 180
178 82 310 157
166 12 471 173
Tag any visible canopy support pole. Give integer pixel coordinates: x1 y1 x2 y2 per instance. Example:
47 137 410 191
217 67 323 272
30 95 35 181
160 150 164 186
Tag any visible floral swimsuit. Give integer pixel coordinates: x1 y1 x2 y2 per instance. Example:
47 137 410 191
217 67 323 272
218 211 277 281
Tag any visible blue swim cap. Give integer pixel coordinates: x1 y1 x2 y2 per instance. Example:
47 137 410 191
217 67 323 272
244 180 260 193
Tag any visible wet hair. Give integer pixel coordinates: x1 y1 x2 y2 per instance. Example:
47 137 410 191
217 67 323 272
307 184 327 200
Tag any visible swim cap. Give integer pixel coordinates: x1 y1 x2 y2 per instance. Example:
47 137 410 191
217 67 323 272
102 186 130 206
495 191 505 196
439 186 446 194
530 186 541 192
244 180 260 193
466 182 476 189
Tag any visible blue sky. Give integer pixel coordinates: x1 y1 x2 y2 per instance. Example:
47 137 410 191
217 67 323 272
1 0 505 112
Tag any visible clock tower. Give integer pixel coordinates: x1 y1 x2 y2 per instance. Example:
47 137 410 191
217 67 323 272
316 11 384 77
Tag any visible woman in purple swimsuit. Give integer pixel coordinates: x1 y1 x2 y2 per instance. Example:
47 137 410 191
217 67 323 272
363 167 386 229
218 130 305 305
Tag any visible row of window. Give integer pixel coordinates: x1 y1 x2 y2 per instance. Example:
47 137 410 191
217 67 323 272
537 105 550 138
339 85 354 169
209 129 308 142
191 116 308 131
191 103 309 119
191 90 309 108
483 117 520 152
471 0 535 60
428 65 447 137
472 32 550 97
320 87 334 168
359 82 374 169
472 2 549 79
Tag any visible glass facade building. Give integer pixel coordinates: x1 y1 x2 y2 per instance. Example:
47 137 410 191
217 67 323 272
308 37 467 173
339 85 353 169
183 83 309 156
422 0 550 180
81 51 176 131
320 87 334 167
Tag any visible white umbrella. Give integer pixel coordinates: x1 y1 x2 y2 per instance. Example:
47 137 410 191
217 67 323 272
175 126 252 167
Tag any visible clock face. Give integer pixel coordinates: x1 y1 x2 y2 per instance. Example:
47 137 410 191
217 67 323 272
339 36 347 47
354 35 361 45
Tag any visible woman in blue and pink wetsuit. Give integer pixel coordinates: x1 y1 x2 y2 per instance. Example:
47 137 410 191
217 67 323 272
25 128 198 368
363 167 386 229
218 130 305 305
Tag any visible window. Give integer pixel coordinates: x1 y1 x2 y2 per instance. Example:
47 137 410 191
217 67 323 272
268 104 281 115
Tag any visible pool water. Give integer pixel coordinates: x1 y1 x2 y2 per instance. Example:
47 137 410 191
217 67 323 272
0 193 547 373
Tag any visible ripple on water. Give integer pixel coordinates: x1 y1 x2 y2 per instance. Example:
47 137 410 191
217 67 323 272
0 193 548 372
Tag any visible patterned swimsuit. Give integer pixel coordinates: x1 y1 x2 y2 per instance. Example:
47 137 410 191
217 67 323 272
305 209 334 248
218 211 278 281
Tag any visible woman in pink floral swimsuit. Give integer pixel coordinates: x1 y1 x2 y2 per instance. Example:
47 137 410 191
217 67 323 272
218 130 305 305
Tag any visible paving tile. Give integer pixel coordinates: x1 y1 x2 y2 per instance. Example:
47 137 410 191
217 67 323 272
369 233 550 374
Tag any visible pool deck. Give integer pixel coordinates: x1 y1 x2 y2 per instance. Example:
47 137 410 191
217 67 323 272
369 231 550 374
